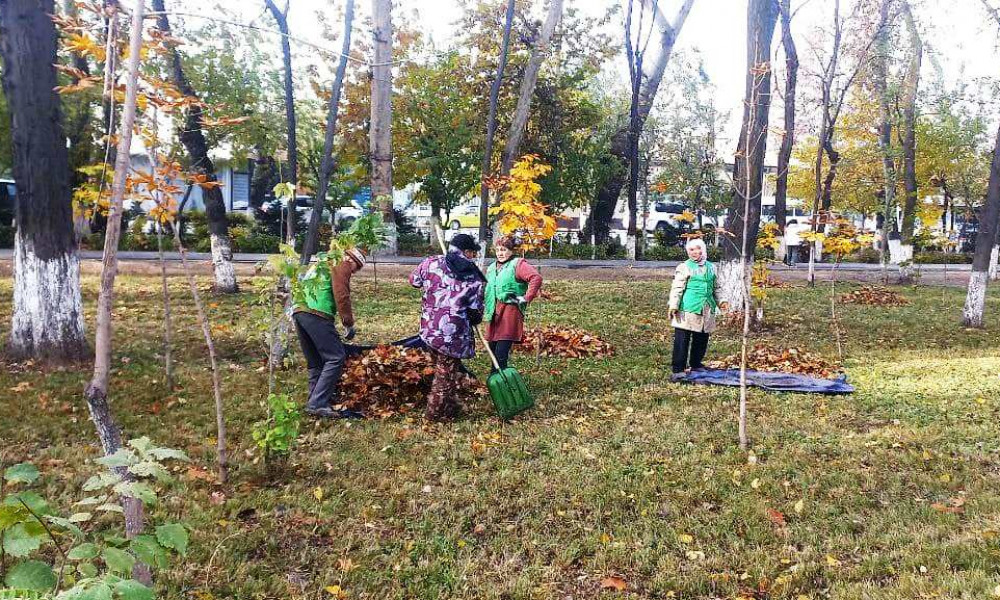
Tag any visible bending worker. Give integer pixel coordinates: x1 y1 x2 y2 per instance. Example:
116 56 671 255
293 248 366 418
410 234 486 422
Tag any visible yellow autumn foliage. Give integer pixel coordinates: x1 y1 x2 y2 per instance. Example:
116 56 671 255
489 155 558 250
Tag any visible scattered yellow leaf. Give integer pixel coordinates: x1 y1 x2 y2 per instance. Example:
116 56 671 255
324 585 346 598
794 499 805 514
678 534 694 544
314 486 324 502
939 474 951 483
825 554 841 567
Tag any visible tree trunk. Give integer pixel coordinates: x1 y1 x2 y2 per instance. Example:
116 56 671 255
773 0 797 247
172 207 228 483
371 0 396 254
153 0 238 292
719 0 778 310
500 0 564 175
0 0 89 364
585 0 695 244
303 0 354 263
899 1 921 246
874 0 898 277
478 0 516 254
963 122 1000 327
265 0 298 245
80 0 150 584
624 0 643 261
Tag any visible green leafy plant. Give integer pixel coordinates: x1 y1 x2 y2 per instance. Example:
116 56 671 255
252 393 302 463
0 438 189 598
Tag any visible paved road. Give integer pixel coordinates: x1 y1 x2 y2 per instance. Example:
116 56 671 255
0 249 974 272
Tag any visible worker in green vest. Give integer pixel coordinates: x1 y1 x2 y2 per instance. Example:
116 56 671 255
292 248 366 418
483 235 543 372
668 238 728 381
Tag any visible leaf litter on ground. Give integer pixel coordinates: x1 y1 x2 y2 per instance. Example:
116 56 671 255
517 327 615 358
707 343 841 378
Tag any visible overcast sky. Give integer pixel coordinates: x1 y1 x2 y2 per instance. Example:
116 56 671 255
229 0 1000 158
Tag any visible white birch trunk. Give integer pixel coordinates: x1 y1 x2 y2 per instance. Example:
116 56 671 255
963 270 988 328
210 232 238 292
9 234 88 362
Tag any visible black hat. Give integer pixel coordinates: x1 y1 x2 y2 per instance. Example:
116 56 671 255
450 233 481 253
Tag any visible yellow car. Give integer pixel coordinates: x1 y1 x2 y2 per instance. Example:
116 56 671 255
447 204 481 230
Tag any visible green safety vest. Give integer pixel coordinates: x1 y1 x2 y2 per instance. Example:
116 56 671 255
679 259 718 314
484 258 529 323
297 256 338 318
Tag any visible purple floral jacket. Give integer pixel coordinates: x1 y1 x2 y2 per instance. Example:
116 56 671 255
410 253 485 359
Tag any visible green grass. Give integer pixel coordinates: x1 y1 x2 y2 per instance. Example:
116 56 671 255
2 274 1000 599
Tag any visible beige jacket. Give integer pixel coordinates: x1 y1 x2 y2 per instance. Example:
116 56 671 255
668 261 722 333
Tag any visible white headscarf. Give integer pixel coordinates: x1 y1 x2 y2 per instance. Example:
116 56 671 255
685 238 708 266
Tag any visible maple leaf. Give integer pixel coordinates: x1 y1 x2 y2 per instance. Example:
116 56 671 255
190 173 223 190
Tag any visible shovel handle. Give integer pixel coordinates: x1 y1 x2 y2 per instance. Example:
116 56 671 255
433 223 502 372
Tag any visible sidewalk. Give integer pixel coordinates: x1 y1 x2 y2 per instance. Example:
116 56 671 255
0 249 974 272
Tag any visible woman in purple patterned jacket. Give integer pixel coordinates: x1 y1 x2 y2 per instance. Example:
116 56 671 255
409 234 486 421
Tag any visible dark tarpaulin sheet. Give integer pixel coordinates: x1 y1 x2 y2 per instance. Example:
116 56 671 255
676 368 854 395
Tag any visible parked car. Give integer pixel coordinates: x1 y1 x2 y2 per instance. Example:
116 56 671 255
260 195 364 229
446 203 481 230
615 196 722 234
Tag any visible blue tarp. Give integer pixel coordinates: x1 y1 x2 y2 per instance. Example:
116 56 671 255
676 368 854 395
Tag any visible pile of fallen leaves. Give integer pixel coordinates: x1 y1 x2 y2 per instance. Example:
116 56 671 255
337 345 485 417
839 285 909 306
517 327 615 358
758 276 793 289
707 343 841 378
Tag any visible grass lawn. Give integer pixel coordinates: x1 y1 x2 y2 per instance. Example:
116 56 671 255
2 272 1000 599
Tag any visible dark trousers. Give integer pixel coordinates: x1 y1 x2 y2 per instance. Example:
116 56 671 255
671 327 710 373
488 340 514 373
293 312 346 410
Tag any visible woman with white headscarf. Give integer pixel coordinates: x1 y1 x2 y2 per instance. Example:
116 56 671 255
667 238 728 381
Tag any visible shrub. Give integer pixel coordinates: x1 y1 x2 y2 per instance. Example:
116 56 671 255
0 225 15 249
844 247 881 264
914 251 973 264
253 393 302 463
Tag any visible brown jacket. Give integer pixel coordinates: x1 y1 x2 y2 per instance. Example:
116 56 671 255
294 259 356 327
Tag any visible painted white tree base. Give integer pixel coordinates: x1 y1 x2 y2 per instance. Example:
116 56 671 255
8 236 88 362
963 270 988 327
717 258 750 312
626 234 638 261
210 233 238 293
